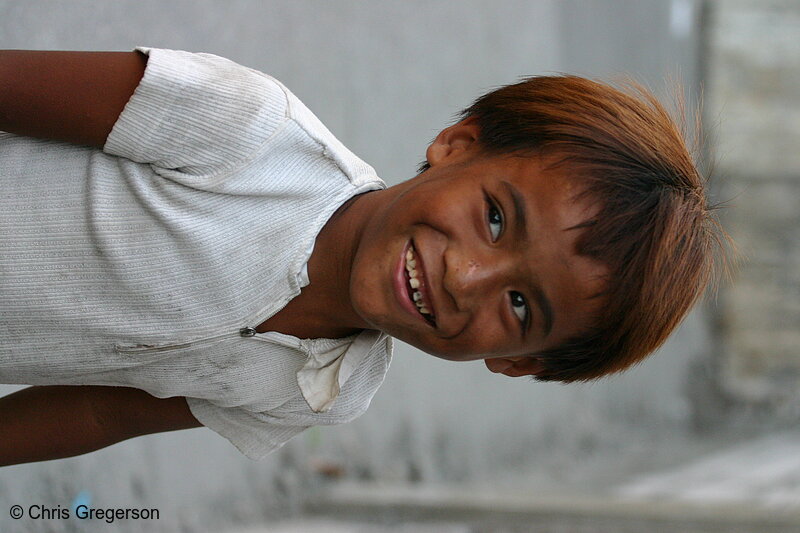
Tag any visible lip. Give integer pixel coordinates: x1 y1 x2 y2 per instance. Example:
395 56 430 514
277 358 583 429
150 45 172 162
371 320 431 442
394 240 435 326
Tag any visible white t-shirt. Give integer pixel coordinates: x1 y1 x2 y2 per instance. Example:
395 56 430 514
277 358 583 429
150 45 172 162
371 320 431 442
0 47 392 459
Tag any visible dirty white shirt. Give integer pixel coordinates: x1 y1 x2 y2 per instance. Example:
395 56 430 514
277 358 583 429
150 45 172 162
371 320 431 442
0 47 392 459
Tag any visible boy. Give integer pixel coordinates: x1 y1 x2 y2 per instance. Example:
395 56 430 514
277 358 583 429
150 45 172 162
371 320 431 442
0 48 726 466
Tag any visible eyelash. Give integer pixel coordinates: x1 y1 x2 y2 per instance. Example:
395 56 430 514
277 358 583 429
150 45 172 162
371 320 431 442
485 196 531 333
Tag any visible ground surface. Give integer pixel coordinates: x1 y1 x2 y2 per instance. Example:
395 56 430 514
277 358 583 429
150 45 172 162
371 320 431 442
225 432 800 533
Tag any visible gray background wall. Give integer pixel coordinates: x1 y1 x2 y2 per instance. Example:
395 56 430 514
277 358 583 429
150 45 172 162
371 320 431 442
3 1 794 532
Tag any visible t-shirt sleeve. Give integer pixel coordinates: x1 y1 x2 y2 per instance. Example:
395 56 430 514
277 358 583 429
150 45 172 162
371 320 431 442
103 47 289 177
186 397 310 460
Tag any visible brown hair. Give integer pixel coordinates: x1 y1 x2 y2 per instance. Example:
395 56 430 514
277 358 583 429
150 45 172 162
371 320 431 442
424 75 731 382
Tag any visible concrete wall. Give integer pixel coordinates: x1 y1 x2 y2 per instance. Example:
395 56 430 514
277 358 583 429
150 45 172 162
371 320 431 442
701 0 800 416
0 1 717 532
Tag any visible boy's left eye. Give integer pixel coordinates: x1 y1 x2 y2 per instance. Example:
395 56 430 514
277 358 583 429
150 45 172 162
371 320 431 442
486 197 530 334
511 292 530 328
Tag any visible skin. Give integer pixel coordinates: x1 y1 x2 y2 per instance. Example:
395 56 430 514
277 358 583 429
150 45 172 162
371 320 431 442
283 117 609 378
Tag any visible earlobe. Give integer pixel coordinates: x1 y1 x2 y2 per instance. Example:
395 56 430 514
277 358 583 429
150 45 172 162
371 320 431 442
484 356 545 378
425 116 481 167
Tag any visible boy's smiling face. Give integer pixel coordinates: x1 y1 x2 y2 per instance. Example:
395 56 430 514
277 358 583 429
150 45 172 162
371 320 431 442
348 118 608 377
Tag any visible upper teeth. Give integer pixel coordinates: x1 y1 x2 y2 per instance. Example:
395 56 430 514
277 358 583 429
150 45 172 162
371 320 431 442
406 246 432 316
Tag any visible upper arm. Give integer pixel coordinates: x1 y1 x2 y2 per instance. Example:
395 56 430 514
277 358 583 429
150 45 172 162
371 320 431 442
0 50 146 148
94 386 202 440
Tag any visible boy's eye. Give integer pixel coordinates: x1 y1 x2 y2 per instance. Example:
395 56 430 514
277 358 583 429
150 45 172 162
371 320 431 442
487 200 503 241
485 196 528 333
510 291 529 329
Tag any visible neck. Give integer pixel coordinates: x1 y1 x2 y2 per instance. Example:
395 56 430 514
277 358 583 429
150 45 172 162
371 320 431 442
302 188 387 333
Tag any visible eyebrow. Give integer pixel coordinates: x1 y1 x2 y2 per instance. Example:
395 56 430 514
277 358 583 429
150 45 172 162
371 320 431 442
500 180 554 338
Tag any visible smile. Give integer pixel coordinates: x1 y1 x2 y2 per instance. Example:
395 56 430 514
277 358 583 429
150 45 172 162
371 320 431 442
395 241 436 326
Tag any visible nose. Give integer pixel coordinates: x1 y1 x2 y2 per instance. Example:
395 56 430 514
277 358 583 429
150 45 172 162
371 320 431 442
442 245 516 313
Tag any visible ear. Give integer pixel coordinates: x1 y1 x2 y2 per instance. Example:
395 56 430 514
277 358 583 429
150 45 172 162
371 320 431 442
425 116 481 167
484 356 545 378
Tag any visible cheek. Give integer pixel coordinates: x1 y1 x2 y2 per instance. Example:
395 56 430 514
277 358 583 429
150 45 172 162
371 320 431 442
423 326 513 361
406 338 475 361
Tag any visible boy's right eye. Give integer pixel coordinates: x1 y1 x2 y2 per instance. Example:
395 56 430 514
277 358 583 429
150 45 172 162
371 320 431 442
486 198 504 241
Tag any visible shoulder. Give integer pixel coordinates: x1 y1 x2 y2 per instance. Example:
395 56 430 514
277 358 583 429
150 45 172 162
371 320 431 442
104 47 294 178
134 47 290 122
